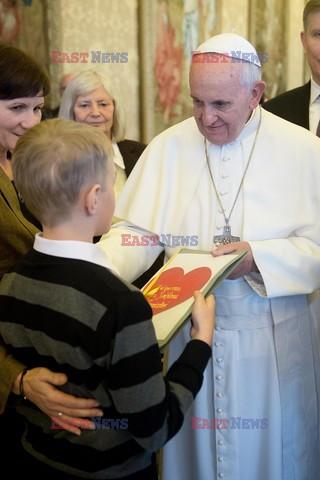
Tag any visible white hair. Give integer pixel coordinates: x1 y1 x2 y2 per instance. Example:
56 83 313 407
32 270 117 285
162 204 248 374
239 61 262 92
59 70 126 142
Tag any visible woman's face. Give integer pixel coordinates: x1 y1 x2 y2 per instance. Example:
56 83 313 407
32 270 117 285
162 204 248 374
0 94 44 151
73 86 115 139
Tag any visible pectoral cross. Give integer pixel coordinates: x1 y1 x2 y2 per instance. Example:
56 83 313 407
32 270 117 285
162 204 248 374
214 224 240 247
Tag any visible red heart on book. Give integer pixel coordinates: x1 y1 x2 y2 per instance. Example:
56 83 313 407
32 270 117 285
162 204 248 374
144 266 211 315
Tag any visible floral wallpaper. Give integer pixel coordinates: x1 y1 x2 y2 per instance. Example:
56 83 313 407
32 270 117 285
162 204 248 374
47 0 140 140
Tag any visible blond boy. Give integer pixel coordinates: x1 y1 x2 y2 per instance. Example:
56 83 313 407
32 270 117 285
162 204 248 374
0 119 214 479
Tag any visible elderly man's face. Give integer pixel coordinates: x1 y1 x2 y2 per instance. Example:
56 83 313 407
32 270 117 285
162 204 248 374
190 58 263 145
301 10 320 85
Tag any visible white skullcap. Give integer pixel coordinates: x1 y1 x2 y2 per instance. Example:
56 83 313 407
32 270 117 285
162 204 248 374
193 33 261 67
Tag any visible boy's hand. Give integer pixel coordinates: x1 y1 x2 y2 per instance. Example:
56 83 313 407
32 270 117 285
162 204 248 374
190 291 215 346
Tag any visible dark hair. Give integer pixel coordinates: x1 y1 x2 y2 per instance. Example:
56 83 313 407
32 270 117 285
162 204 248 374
303 1 320 31
0 43 50 100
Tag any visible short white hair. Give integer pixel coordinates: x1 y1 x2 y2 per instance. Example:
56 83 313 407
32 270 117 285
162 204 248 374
239 61 262 92
59 70 126 142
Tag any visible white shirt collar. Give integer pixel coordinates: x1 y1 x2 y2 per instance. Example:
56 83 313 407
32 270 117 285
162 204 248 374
309 77 320 105
112 142 125 170
33 233 120 276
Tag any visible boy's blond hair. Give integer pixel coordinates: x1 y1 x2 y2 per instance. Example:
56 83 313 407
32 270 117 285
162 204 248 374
12 118 113 227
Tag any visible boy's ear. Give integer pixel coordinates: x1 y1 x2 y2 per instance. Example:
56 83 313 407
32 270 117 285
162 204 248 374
84 184 101 216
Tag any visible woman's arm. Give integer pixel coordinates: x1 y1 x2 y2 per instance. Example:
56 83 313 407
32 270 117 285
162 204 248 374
0 343 24 413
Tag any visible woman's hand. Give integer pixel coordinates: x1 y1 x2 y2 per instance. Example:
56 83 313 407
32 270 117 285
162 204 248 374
14 367 103 436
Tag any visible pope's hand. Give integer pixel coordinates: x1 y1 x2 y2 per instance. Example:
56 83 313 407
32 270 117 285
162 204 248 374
212 241 259 279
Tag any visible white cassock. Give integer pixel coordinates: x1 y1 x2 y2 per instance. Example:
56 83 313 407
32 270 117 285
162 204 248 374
99 107 320 480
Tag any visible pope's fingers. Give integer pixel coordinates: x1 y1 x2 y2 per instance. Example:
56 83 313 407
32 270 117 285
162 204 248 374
212 244 237 256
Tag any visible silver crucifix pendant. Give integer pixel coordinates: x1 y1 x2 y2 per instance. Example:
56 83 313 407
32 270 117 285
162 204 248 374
214 224 240 246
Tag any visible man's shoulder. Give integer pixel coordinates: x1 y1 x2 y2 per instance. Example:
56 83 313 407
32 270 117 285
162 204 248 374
144 117 200 156
261 108 320 152
153 117 198 141
262 83 310 111
262 83 310 128
138 117 201 164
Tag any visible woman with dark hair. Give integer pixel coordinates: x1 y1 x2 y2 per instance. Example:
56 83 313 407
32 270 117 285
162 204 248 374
0 44 103 469
0 42 50 276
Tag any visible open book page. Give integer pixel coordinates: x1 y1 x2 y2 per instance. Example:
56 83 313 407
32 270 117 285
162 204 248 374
142 249 247 348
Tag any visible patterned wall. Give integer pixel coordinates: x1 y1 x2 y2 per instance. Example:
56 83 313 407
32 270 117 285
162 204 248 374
47 0 140 140
0 0 306 142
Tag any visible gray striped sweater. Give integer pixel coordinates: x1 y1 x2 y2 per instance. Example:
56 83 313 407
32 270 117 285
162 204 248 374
0 249 211 479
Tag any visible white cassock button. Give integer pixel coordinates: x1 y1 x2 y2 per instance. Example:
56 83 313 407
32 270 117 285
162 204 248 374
216 225 223 230
219 191 228 195
218 457 224 462
216 375 223 381
218 473 224 478
216 358 224 363
217 408 224 414
215 342 224 347
222 157 230 162
217 392 224 398
218 440 224 446
221 173 229 179
215 326 221 331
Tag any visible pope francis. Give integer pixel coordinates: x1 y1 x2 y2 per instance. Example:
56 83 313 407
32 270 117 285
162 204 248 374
99 33 320 480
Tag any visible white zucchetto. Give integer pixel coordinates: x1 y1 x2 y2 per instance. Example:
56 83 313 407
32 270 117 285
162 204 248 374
193 33 261 67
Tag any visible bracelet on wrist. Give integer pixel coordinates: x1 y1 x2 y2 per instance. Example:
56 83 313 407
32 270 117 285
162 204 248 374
19 367 30 400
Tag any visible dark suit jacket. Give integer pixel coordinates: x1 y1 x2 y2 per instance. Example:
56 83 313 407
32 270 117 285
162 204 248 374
0 167 39 280
118 139 147 176
262 81 310 130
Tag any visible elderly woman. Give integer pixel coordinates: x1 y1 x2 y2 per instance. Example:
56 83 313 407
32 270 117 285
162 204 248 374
59 70 145 205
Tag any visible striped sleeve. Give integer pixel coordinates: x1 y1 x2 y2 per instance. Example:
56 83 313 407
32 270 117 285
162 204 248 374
108 290 211 452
